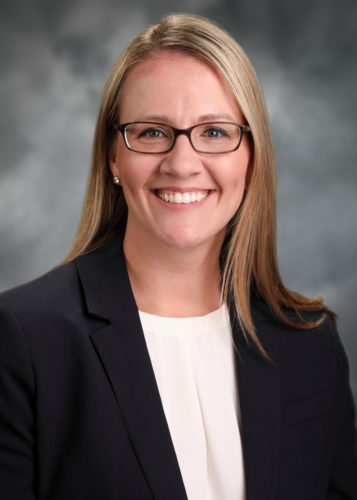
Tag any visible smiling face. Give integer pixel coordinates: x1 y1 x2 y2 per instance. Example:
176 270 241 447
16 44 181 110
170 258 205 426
109 50 251 253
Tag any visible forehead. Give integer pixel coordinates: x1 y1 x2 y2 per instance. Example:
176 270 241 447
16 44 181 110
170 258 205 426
118 50 242 123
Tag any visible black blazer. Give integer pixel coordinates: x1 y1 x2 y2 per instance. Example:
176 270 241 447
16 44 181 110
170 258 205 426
0 238 356 500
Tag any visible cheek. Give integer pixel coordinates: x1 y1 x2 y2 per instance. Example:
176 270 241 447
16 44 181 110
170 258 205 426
215 156 249 217
221 153 249 194
119 155 158 201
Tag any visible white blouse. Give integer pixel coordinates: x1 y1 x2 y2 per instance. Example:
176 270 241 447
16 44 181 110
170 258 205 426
139 305 246 500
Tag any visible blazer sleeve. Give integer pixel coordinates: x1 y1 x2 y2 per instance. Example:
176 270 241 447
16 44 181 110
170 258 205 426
0 301 36 500
327 325 357 499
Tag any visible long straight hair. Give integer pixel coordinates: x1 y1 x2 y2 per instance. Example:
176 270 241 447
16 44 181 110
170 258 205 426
63 13 335 359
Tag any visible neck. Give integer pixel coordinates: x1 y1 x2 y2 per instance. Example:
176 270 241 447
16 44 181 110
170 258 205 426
123 231 223 318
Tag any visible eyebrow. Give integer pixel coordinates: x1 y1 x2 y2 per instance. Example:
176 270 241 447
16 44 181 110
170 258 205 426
130 113 238 123
197 113 237 122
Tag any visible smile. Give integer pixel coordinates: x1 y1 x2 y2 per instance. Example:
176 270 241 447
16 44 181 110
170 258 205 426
155 190 210 204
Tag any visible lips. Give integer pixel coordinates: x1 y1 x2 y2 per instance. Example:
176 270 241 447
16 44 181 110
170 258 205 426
155 189 210 204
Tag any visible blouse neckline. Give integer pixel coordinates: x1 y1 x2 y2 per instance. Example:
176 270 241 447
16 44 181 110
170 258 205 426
138 304 228 336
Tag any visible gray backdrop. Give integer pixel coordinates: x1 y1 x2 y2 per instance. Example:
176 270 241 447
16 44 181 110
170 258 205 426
1 0 356 405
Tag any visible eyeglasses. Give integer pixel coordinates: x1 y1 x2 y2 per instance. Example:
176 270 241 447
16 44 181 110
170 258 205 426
113 121 251 154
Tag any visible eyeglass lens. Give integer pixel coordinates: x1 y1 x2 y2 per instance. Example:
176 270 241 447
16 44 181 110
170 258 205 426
124 122 242 153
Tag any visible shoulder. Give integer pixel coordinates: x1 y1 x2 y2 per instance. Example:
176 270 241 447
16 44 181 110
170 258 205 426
252 292 338 343
0 238 123 320
0 261 92 358
0 261 80 321
0 238 126 345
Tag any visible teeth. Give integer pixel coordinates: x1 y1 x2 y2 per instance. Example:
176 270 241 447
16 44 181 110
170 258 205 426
157 191 209 204
182 193 190 203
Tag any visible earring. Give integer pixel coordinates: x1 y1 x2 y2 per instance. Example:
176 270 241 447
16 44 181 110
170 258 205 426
113 176 121 186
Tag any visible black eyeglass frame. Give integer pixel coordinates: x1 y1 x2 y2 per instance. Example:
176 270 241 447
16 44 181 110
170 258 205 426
113 121 251 154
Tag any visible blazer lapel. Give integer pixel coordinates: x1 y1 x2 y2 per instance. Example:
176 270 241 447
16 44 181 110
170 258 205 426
76 239 188 500
231 297 281 500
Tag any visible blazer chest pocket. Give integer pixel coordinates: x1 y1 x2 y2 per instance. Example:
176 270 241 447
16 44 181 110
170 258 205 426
282 390 333 429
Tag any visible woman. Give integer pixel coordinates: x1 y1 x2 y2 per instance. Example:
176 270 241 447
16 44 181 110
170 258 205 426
0 13 356 500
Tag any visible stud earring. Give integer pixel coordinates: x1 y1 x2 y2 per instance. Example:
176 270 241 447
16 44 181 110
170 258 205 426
113 176 121 186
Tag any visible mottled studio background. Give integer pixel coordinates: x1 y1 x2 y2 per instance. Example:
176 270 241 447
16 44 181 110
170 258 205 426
1 0 356 404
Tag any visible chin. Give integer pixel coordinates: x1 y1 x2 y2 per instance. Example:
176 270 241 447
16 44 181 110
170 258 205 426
159 228 221 252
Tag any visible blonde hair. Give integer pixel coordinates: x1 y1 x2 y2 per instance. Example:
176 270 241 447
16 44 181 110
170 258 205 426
63 13 335 359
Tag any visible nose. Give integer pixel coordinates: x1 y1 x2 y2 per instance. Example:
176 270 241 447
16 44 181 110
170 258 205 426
159 134 202 177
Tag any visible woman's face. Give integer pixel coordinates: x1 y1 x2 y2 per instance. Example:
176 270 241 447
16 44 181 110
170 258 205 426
109 50 251 252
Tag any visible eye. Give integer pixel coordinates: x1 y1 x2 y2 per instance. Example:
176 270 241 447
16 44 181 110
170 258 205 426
138 127 168 139
202 126 230 138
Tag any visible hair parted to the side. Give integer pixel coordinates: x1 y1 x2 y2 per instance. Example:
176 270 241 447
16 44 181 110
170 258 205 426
63 13 335 359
